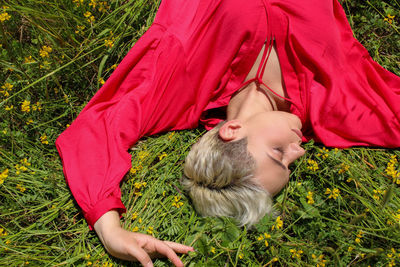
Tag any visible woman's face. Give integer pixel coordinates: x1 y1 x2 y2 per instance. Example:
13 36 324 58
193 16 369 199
243 111 305 195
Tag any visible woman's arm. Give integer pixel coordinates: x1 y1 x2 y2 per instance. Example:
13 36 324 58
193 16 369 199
94 211 193 266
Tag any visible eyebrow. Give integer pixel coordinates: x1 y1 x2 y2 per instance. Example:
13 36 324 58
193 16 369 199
266 153 288 171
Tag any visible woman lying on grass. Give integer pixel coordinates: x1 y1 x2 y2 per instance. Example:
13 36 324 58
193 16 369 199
56 0 400 265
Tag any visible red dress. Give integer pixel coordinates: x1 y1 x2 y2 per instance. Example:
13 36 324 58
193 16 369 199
55 0 400 229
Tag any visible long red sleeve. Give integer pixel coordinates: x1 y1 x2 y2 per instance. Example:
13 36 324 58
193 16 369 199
55 25 197 228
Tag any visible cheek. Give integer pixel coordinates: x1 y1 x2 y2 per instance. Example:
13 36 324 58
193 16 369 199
254 170 288 195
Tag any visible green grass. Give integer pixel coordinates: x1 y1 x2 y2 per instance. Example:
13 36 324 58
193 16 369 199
0 0 399 266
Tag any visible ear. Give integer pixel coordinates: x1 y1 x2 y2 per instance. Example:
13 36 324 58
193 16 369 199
218 120 243 141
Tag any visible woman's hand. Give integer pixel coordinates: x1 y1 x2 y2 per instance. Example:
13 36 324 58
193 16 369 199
94 210 194 267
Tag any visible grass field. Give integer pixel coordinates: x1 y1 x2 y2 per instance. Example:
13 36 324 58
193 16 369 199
0 0 400 266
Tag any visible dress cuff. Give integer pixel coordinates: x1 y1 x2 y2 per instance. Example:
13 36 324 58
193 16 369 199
84 196 126 230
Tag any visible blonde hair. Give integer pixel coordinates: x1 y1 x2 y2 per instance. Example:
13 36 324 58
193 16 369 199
181 122 273 226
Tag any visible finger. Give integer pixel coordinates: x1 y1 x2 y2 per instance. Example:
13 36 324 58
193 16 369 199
164 241 194 254
154 240 184 267
127 245 154 267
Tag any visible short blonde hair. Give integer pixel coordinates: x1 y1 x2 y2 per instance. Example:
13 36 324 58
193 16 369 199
181 122 273 226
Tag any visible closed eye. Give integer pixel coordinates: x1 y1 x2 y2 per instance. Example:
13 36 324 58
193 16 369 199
266 152 287 171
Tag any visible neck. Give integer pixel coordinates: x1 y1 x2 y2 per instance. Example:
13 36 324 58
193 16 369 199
227 82 277 121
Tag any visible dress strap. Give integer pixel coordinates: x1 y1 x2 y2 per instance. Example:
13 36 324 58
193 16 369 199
256 0 294 104
233 0 295 106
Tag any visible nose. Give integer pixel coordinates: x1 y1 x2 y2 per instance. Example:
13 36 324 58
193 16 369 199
286 143 305 164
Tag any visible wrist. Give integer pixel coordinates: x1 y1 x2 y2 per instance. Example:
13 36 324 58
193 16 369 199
93 210 121 242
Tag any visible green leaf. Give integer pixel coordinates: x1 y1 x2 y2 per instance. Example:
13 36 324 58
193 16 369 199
299 197 320 218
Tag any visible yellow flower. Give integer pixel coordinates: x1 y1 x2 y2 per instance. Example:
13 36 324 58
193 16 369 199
21 100 30 112
75 25 85 34
40 133 49 144
24 56 35 63
26 119 34 125
84 11 95 23
73 0 83 7
158 152 167 161
146 226 153 234
373 189 385 201
31 101 42 111
0 169 9 184
39 45 52 58
168 132 175 139
238 253 244 259
338 163 350 174
132 226 139 232
312 254 327 267
16 184 26 193
355 230 364 243
325 188 340 200
1 90 9 97
348 246 354 252
210 247 216 254
289 249 303 259
1 82 13 91
307 191 315 205
138 151 149 160
385 155 400 183
356 230 364 238
104 38 115 49
384 14 395 24
98 1 110 12
264 240 269 247
98 77 105 85
272 216 283 230
0 11 11 22
316 147 329 159
15 164 28 175
89 0 97 8
307 159 319 171
20 158 31 166
131 212 138 220
0 228 8 236
1 82 13 96
130 165 143 175
5 105 13 111
172 195 184 208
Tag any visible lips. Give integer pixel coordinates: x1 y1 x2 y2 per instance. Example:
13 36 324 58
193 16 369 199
292 129 303 139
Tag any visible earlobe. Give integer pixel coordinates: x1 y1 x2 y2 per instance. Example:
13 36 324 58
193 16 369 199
218 120 243 141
